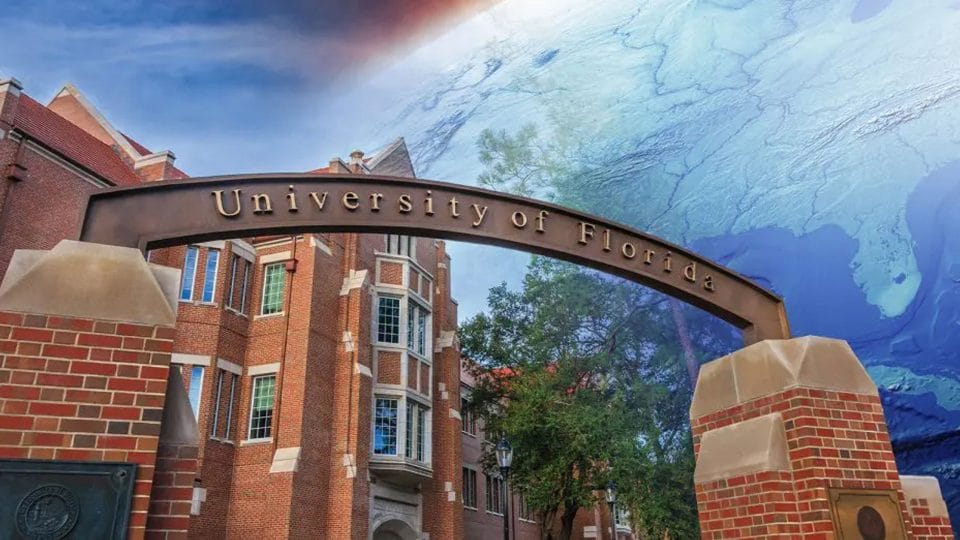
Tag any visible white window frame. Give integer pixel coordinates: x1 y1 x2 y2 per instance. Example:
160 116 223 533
463 466 478 510
247 374 276 442
187 366 204 420
373 395 400 456
375 295 402 345
259 262 286 316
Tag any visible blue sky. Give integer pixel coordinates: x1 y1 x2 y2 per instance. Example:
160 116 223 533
0 0 495 174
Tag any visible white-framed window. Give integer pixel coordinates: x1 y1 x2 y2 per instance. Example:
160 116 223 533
209 368 240 439
485 474 506 515
187 366 204 419
201 249 220 303
385 234 415 260
260 263 285 315
179 246 199 301
403 399 429 463
376 296 401 344
374 397 399 455
406 299 429 357
463 467 478 510
225 254 252 314
248 374 276 440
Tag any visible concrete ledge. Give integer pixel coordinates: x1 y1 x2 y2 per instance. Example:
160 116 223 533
0 240 178 326
901 475 950 518
690 336 877 420
694 413 791 484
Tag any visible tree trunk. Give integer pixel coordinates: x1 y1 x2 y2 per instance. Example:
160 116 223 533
668 298 699 388
559 502 579 540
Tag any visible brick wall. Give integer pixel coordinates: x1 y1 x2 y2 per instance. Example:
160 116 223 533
0 311 177 539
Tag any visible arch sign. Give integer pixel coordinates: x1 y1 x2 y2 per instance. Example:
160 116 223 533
78 173 790 344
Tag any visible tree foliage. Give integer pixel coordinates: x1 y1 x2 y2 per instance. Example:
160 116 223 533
460 259 735 539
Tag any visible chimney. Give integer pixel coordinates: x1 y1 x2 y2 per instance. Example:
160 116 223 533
349 150 364 174
0 78 23 132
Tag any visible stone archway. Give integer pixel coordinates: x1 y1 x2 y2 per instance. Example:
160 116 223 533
372 518 418 540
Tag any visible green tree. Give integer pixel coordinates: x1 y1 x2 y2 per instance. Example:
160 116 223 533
460 259 726 540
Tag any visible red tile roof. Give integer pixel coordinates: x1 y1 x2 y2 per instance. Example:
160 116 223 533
121 133 152 156
15 95 142 186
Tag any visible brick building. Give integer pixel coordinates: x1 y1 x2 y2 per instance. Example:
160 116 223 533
0 78 639 539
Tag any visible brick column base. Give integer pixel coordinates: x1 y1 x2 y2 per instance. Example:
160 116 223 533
690 336 955 539
0 240 190 539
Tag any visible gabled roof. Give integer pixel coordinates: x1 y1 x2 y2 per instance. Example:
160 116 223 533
14 94 142 186
47 84 143 162
365 137 416 177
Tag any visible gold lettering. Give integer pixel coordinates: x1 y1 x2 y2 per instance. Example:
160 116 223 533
602 229 611 252
511 211 528 228
642 249 655 265
212 189 242 217
287 185 298 212
449 197 461 218
578 222 595 245
621 242 636 259
309 192 329 210
399 194 413 213
251 193 272 214
703 275 715 292
342 192 359 210
683 262 697 282
471 204 488 227
425 191 434 216
535 210 548 233
663 251 673 273
370 193 383 211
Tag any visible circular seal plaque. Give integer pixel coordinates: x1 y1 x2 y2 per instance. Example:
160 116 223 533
856 505 886 540
15 485 80 540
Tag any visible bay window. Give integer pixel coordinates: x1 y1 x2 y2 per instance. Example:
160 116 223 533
374 397 399 455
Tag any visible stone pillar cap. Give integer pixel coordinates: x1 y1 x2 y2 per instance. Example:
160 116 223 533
0 240 179 326
690 336 878 420
900 475 950 518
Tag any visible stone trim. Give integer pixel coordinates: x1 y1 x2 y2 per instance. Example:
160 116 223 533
448 408 461 420
693 412 790 483
171 353 211 366
134 150 176 169
248 363 280 376
339 269 368 296
259 251 291 265
269 446 301 473
216 358 242 375
309 235 333 255
0 77 23 96
229 239 256 262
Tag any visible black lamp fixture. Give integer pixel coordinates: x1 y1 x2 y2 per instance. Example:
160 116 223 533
605 480 617 539
496 436 513 540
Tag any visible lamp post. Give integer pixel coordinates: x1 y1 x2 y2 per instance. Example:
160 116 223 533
496 436 514 540
605 481 617 540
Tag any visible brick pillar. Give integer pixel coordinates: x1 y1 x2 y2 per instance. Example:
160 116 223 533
0 240 194 539
323 233 373 538
421 244 464 539
901 476 955 539
689 336 954 538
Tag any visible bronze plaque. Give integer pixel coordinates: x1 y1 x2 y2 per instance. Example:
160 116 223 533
829 488 908 539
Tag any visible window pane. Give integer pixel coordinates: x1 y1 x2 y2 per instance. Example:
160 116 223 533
417 308 426 355
417 406 426 461
374 398 398 455
225 373 237 440
201 249 219 303
377 297 400 343
179 247 198 301
249 375 275 439
188 366 204 419
405 402 414 459
210 369 224 437
240 261 251 314
260 263 285 315
463 468 477 509
226 255 239 309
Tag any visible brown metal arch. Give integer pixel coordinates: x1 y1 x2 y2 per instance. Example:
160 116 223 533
78 173 790 345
